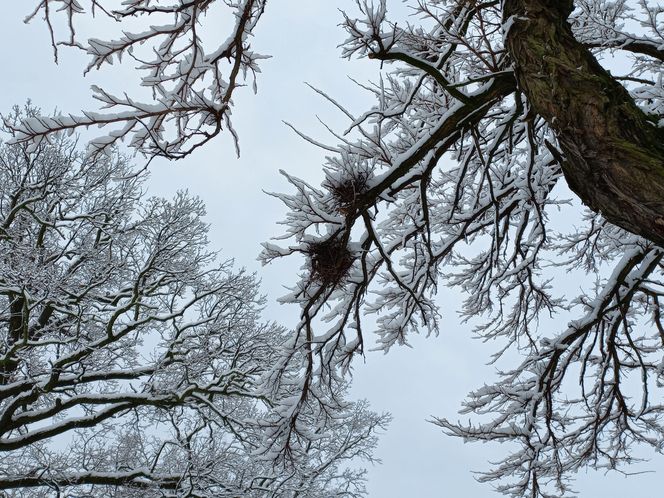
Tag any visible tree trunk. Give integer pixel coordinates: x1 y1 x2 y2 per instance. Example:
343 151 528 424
503 0 664 246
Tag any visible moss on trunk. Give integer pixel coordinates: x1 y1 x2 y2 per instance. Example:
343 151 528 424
503 0 664 246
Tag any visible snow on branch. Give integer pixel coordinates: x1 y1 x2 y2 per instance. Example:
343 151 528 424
16 0 269 159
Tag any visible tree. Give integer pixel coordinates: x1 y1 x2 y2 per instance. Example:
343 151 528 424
261 1 664 497
9 0 664 496
0 107 387 497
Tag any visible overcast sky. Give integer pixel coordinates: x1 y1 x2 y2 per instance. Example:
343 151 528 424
1 2 662 497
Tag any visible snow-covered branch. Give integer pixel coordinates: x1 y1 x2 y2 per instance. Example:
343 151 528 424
14 0 269 158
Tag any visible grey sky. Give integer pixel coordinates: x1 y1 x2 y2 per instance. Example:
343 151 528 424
1 2 662 496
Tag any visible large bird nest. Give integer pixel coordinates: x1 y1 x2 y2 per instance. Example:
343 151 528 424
306 237 355 285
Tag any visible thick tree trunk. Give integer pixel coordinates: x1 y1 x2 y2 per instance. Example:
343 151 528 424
503 0 664 246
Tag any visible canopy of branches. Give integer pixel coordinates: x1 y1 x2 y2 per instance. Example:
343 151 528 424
0 106 387 497
5 1 664 497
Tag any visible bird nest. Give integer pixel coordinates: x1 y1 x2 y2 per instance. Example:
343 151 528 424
307 237 355 285
324 171 370 215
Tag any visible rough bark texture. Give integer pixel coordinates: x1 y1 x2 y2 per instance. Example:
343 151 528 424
503 0 664 247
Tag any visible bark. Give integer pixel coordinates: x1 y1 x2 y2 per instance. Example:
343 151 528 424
0 296 25 385
0 472 180 490
503 0 664 247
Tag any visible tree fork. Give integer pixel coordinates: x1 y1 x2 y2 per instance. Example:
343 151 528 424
503 0 664 246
